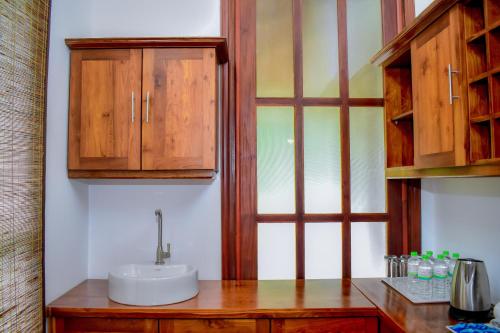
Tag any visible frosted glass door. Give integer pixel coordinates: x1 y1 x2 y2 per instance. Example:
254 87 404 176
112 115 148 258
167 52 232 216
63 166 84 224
303 0 339 97
350 108 386 213
256 0 294 97
304 107 341 213
257 107 295 214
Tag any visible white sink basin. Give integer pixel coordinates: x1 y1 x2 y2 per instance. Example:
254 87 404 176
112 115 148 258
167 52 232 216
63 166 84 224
108 264 198 306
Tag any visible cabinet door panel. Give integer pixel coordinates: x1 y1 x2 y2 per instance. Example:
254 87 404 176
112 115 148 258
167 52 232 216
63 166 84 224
142 48 217 171
412 6 467 168
160 319 269 333
68 49 142 170
50 317 158 333
271 318 377 333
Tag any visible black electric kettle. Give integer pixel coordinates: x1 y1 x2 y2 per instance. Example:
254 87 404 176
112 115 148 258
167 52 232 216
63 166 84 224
450 258 492 320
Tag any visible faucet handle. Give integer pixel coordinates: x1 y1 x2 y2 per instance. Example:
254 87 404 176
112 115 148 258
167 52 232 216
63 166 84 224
163 243 171 259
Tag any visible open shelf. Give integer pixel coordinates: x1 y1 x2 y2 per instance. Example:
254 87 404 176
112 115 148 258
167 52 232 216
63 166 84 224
468 78 490 117
486 0 500 26
490 28 500 68
391 110 413 123
384 49 414 168
466 35 488 77
493 74 500 114
495 118 500 158
466 29 487 43
471 114 491 123
465 0 486 37
470 120 492 162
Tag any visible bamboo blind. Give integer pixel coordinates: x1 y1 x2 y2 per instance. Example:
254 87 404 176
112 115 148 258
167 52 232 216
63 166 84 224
0 0 50 331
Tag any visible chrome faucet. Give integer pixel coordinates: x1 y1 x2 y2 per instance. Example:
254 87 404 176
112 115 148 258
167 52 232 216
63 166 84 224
155 209 171 265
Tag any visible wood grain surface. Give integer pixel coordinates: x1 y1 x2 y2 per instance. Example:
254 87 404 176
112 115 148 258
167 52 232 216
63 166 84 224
46 279 377 319
65 37 228 64
353 278 457 333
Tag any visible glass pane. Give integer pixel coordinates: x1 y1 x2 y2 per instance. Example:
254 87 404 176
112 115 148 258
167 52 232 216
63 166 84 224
347 0 383 97
303 0 339 97
256 0 294 97
257 107 295 214
350 107 386 213
258 223 296 279
305 223 342 279
351 222 387 278
304 107 341 213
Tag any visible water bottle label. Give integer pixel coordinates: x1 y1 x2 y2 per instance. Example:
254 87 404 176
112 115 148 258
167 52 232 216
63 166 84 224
434 274 447 279
418 275 431 280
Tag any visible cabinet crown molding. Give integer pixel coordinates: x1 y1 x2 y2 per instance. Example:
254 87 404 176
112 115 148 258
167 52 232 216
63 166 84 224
65 37 229 64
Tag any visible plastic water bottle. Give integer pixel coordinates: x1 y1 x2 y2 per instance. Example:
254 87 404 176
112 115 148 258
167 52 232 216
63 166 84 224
407 251 421 293
417 255 433 298
425 250 435 264
448 252 460 286
442 251 452 288
433 254 449 297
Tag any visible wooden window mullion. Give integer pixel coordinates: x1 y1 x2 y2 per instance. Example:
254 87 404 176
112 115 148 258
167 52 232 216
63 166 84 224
337 0 352 279
292 0 305 279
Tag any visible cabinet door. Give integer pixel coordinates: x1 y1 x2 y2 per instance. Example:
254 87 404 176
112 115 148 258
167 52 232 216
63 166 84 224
141 48 217 171
68 49 142 170
411 6 467 168
159 319 269 333
271 318 378 333
49 317 158 333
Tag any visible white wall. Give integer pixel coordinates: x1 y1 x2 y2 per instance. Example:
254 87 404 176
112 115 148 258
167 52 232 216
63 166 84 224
88 183 220 279
415 0 436 16
422 178 500 303
45 0 90 304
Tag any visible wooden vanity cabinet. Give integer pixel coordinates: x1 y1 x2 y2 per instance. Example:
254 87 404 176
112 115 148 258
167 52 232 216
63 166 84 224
66 38 227 179
49 317 158 333
411 5 468 168
160 319 269 333
270 318 378 333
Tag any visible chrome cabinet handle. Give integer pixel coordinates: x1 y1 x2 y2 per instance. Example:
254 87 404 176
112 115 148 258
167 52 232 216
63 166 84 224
131 92 135 123
146 91 150 123
448 64 459 105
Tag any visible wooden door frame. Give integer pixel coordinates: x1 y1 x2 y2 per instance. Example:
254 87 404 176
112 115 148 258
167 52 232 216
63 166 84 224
220 0 421 280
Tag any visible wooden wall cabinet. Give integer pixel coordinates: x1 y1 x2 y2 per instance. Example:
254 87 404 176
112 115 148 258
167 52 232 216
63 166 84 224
375 0 500 178
411 5 468 168
66 38 228 179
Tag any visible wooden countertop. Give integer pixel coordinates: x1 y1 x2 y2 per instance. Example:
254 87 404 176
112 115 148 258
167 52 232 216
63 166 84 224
46 279 377 319
353 278 457 333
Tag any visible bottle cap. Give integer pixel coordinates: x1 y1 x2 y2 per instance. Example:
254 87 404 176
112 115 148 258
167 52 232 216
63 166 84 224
411 251 418 257
422 255 429 260
452 253 460 259
437 254 444 260
442 250 450 256
426 250 433 256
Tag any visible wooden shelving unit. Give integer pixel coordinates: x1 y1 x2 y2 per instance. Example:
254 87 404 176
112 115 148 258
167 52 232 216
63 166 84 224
464 0 500 162
384 50 414 168
373 0 500 178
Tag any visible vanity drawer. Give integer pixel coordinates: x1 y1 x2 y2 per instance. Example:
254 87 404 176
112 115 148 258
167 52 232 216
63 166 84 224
49 317 158 333
271 318 378 333
160 319 270 333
